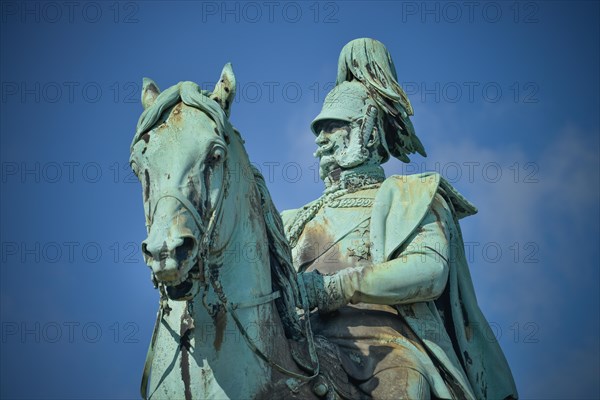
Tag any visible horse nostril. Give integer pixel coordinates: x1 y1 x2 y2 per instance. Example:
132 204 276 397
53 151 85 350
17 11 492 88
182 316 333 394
175 237 196 264
142 242 153 261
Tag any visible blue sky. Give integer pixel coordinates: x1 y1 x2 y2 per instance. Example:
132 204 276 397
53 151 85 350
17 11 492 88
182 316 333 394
1 1 598 399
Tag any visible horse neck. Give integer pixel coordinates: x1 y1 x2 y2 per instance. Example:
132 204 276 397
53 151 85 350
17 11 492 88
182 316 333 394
209 140 273 300
177 145 292 396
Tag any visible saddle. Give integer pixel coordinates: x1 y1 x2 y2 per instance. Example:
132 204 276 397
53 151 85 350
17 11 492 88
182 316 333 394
287 334 370 400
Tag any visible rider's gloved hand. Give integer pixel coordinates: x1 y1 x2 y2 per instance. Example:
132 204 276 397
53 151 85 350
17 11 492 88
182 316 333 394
298 270 354 314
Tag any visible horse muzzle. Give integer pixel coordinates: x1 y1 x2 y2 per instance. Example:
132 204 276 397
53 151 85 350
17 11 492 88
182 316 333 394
142 234 200 285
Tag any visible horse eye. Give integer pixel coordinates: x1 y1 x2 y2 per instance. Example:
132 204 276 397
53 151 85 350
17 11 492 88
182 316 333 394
209 147 225 165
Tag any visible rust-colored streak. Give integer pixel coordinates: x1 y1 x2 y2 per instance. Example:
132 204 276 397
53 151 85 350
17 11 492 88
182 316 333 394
170 103 183 125
213 306 227 351
297 222 332 272
189 174 202 211
429 199 446 237
179 307 193 400
144 170 150 202
207 265 228 351
298 218 351 275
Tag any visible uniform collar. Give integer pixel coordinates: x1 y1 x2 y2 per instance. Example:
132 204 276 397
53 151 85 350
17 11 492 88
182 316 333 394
324 164 385 194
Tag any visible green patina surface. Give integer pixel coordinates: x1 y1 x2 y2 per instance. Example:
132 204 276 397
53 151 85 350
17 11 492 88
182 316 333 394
130 39 517 399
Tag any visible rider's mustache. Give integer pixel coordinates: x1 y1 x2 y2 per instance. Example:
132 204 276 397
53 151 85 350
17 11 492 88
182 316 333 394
313 142 334 158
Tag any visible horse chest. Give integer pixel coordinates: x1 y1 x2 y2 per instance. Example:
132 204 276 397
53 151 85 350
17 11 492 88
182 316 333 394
292 200 374 274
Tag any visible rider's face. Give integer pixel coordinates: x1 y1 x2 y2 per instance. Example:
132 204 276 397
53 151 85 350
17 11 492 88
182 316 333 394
314 119 351 179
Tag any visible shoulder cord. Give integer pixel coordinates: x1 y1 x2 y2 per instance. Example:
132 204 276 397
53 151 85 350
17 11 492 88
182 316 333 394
286 182 382 247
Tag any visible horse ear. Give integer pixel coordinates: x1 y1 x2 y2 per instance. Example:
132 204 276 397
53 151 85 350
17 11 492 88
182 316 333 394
211 63 236 117
141 78 160 109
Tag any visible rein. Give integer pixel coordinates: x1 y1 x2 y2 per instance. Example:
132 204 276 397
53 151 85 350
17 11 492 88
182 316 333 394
205 260 320 384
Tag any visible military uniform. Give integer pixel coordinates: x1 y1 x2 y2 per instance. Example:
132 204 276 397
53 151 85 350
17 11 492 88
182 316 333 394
283 171 517 399
286 38 518 399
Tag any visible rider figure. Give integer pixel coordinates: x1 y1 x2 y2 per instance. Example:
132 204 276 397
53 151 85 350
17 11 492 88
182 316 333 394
282 39 518 400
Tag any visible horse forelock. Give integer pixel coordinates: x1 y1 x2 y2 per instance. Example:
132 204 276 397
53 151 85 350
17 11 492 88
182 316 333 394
130 81 230 152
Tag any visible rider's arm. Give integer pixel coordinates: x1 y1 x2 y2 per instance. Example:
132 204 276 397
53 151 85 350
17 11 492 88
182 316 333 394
301 193 452 313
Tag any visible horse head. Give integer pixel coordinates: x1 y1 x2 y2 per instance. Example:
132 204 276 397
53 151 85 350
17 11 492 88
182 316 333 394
129 65 237 301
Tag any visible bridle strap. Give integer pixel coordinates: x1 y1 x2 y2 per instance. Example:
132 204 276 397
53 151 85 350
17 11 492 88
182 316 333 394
140 307 161 400
150 189 207 234
230 290 281 310
141 290 169 400
140 289 282 400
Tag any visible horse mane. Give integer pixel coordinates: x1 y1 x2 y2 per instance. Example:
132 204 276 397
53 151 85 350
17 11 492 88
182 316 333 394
250 165 304 340
130 81 304 340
